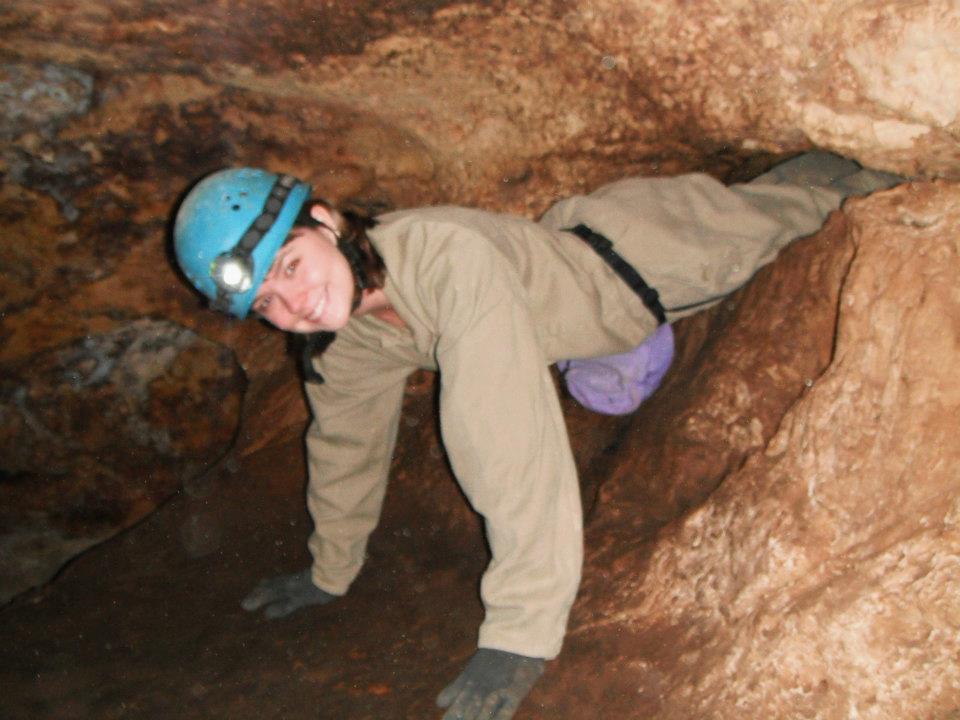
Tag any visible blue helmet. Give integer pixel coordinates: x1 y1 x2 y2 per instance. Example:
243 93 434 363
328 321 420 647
173 168 311 318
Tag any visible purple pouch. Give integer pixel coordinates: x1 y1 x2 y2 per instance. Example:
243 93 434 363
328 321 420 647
557 324 675 415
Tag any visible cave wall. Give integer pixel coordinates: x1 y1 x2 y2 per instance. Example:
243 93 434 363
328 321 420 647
0 1 958 715
552 182 960 719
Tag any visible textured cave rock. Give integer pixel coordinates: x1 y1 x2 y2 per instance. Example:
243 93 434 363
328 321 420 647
0 1 958 718
547 182 960 718
0 319 243 601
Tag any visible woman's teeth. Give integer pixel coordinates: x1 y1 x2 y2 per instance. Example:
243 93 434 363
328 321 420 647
308 295 325 323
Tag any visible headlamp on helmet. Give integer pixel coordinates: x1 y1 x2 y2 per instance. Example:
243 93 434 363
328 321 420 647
206 173 299 313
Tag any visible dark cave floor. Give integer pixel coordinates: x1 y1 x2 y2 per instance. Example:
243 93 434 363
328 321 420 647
1 433 660 720
0 437 501 720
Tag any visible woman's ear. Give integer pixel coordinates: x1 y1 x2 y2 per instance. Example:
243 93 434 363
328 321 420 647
308 203 343 243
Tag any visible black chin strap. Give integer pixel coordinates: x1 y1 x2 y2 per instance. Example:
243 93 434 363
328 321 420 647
300 236 370 385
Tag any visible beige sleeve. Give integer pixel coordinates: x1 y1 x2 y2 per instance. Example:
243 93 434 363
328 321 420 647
413 222 584 660
304 339 412 596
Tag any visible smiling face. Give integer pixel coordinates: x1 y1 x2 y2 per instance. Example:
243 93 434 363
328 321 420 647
252 225 356 334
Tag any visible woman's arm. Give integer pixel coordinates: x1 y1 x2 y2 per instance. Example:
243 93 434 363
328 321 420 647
416 223 584 661
304 337 413 596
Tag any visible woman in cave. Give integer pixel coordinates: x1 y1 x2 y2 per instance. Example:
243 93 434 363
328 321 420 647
171 152 898 720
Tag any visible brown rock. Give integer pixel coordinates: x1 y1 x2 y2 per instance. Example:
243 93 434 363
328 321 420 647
0 319 243 600
550 183 960 718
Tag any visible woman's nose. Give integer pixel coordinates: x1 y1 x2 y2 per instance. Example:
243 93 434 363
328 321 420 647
277 284 310 317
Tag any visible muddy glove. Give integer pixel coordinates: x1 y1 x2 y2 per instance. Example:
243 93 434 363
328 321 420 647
436 649 545 720
240 568 337 619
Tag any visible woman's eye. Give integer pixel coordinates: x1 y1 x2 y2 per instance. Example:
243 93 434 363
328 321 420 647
255 296 271 313
284 258 299 276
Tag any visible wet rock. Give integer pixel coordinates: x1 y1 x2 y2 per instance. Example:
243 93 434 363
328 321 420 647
0 319 244 601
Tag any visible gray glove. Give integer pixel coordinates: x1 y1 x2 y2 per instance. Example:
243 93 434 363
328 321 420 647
240 568 337 619
436 649 545 720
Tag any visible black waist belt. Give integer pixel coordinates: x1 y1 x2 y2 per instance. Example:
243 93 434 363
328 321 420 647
565 223 667 325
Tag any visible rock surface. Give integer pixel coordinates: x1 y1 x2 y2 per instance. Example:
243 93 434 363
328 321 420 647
0 319 243 602
555 182 960 718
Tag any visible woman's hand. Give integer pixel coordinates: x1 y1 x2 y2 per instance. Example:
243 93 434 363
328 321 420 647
436 649 545 720
240 568 337 619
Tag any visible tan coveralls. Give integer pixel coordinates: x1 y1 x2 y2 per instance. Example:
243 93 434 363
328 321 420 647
304 171 843 660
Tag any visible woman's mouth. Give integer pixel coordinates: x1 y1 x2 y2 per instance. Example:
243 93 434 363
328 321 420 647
306 291 326 324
